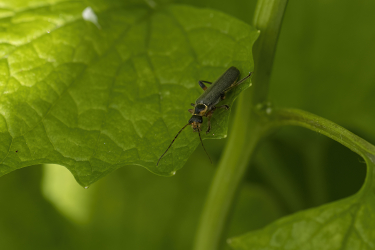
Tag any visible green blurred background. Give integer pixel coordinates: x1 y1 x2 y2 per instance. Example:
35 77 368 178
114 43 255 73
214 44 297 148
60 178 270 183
1 0 374 249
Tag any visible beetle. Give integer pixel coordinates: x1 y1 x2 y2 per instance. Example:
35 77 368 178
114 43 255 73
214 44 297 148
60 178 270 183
157 66 252 166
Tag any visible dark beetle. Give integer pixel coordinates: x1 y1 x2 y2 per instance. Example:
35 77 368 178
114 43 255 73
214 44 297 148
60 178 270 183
157 67 252 165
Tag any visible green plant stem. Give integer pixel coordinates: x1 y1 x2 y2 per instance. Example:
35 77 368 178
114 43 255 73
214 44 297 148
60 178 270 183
193 92 262 250
269 108 375 193
252 0 289 104
193 1 289 250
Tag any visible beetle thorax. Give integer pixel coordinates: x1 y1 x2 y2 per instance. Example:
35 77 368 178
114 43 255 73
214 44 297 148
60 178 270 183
194 104 208 116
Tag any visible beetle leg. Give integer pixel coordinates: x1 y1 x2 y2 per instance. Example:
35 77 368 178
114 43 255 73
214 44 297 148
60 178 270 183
206 114 213 134
217 105 229 110
222 82 237 94
223 72 253 93
191 103 195 107
205 107 216 134
188 109 194 114
198 81 212 91
220 93 226 100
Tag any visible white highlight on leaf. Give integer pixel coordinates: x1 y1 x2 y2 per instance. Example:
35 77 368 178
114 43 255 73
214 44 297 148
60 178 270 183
82 7 101 29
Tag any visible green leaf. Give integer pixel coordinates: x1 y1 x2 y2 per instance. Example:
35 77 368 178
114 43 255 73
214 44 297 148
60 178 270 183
228 108 375 250
229 180 375 249
0 0 259 186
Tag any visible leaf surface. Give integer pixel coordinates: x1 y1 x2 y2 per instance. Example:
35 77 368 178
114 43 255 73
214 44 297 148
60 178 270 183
0 0 259 185
229 181 375 250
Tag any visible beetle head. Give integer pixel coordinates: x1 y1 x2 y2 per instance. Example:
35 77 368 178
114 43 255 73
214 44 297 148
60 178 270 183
194 104 208 116
188 115 203 131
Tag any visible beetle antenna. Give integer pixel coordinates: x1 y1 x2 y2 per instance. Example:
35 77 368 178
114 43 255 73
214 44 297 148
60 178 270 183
236 71 253 86
157 123 190 166
198 130 212 164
